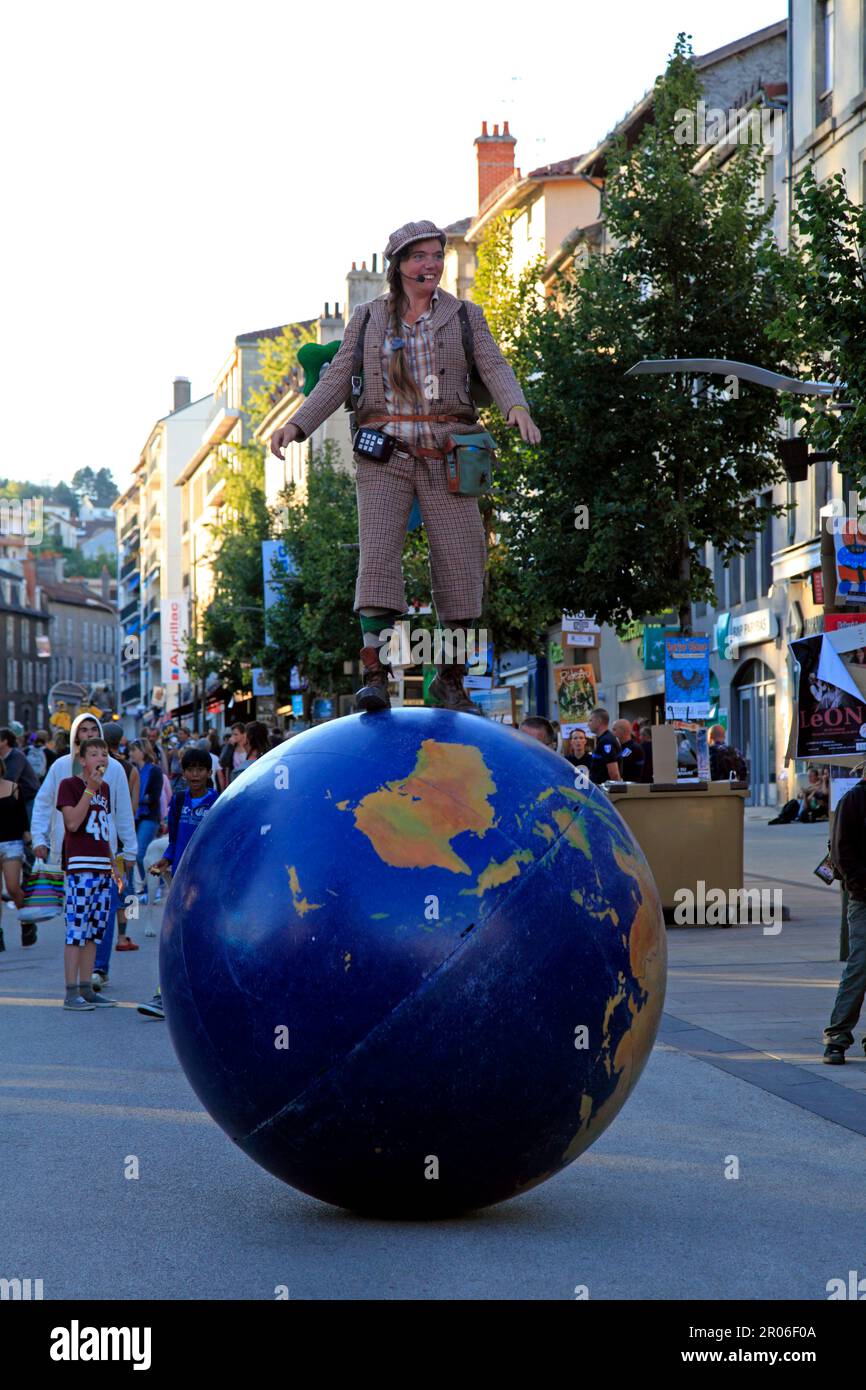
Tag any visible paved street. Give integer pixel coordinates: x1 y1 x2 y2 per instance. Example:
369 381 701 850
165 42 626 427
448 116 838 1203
2 816 864 1301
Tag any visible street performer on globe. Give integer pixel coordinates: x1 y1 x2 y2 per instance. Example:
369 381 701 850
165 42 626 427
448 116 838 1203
270 220 541 714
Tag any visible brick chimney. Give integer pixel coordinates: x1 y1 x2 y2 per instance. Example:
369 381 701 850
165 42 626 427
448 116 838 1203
101 563 111 603
474 119 517 211
173 376 191 412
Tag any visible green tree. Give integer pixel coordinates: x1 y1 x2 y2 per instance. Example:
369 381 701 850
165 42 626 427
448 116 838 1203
184 442 270 692
479 33 793 634
246 323 317 430
262 443 359 702
764 165 866 485
71 467 97 502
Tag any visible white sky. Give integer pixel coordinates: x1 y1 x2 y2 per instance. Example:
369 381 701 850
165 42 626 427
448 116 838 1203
1 0 785 493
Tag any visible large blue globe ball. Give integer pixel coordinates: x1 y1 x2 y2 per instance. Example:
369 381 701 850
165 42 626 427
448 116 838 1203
161 709 666 1217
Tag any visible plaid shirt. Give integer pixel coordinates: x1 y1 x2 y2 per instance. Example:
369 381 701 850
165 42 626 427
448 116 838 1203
381 289 440 450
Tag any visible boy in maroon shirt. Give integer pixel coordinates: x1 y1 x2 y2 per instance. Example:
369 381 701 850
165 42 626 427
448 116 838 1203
57 738 124 1011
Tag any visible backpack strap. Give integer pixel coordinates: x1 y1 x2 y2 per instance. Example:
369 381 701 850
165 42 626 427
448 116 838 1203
347 306 372 414
457 302 476 392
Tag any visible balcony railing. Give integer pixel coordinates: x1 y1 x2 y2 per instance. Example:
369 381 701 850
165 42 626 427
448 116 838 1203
201 394 241 451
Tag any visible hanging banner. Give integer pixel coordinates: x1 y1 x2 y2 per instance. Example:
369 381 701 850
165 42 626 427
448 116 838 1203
834 520 866 604
824 613 866 632
643 625 678 669
555 664 597 735
262 540 297 646
160 597 188 685
791 623 866 758
664 634 710 720
251 668 275 697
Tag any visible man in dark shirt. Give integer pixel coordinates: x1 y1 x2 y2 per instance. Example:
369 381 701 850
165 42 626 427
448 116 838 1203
824 772 866 1064
0 728 39 825
587 708 622 785
613 719 645 782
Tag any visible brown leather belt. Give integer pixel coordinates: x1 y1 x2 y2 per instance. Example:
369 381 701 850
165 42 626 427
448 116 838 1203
361 415 460 463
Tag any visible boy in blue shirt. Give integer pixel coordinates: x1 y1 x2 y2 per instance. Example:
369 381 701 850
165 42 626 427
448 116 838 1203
137 747 219 1019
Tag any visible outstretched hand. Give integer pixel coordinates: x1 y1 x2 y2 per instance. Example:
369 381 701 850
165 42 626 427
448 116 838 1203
507 407 541 444
270 423 301 459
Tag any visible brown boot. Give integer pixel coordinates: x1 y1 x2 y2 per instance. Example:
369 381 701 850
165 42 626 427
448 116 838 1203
428 662 483 714
355 645 392 713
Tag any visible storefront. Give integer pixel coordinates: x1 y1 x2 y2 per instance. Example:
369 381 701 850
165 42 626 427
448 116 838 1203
731 658 776 807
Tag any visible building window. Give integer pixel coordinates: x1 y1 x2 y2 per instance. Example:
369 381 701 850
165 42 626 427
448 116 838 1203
713 546 726 610
813 456 831 534
6 616 13 648
727 556 742 608
693 545 707 618
744 541 758 604
761 493 774 596
816 0 834 124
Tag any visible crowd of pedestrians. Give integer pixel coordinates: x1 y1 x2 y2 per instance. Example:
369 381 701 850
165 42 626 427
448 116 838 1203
0 717 285 1018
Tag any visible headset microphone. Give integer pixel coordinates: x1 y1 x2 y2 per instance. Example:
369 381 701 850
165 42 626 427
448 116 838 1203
400 270 433 283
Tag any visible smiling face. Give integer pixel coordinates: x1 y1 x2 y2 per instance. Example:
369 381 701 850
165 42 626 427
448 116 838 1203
400 238 444 289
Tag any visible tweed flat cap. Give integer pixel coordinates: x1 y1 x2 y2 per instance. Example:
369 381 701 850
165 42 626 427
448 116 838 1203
384 220 446 262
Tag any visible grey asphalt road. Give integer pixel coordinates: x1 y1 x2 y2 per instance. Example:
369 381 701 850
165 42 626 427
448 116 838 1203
1 821 863 1301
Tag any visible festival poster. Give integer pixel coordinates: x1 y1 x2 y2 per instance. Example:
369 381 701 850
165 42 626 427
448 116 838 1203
791 629 866 758
834 521 866 604
664 635 710 720
555 664 597 735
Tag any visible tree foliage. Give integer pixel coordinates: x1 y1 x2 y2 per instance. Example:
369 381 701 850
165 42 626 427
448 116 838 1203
245 323 317 430
184 442 270 692
71 467 118 507
478 33 793 634
764 166 866 484
262 443 359 700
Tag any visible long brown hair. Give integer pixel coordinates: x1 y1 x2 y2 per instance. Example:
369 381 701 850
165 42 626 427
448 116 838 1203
385 254 422 402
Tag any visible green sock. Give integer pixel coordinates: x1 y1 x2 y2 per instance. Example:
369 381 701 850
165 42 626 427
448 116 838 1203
359 610 397 651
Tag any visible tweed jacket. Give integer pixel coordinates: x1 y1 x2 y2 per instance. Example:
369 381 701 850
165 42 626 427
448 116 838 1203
290 288 529 450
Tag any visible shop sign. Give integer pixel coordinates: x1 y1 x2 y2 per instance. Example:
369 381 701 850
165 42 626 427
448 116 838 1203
729 609 777 647
561 612 600 636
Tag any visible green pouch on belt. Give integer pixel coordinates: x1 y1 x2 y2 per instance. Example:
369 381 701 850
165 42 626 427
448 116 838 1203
446 430 497 496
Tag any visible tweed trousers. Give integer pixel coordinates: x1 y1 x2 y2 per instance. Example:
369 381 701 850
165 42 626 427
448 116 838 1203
354 450 486 623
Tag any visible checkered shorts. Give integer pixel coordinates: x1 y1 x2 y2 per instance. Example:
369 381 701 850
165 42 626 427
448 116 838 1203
64 870 113 946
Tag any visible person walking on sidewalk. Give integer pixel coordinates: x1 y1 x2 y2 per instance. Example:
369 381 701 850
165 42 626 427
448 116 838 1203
0 757 30 951
269 219 541 716
57 737 125 1011
824 772 866 1063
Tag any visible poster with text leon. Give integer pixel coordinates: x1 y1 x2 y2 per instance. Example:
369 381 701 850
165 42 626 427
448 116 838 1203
664 634 710 720
791 624 866 758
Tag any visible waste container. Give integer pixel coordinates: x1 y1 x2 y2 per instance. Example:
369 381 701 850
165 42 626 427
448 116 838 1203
606 780 749 923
